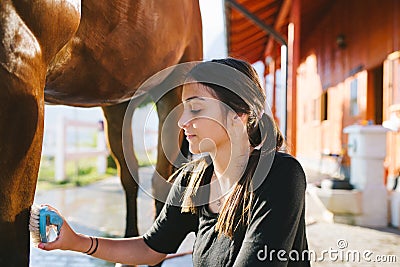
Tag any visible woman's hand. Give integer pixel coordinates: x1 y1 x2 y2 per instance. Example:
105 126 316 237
37 205 90 253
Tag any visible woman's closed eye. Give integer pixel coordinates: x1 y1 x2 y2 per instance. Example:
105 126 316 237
190 109 201 114
185 102 203 114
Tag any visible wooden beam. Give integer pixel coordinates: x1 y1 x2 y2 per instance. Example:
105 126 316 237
230 0 279 20
230 9 276 33
229 29 265 45
226 0 287 46
231 34 266 52
263 0 292 58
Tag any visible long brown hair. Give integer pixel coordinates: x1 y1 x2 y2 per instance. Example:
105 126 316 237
180 58 284 238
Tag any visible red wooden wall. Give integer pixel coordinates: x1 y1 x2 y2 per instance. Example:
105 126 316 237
296 0 400 176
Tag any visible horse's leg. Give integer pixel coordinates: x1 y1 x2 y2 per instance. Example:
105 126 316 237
0 1 80 265
152 88 184 216
0 77 44 266
102 101 140 238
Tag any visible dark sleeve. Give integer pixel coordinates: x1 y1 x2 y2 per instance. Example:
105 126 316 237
233 155 309 267
142 173 198 254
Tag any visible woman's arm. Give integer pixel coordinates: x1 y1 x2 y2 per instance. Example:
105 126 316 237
38 215 166 266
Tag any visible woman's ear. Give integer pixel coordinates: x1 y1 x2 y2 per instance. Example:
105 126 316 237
228 110 248 126
235 113 248 125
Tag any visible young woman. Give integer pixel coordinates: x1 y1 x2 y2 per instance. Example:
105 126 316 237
38 58 310 266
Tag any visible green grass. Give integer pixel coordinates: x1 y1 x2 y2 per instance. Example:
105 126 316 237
37 156 117 191
36 151 156 191
137 152 157 167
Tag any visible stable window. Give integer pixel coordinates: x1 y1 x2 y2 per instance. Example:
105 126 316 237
350 78 359 116
321 91 328 121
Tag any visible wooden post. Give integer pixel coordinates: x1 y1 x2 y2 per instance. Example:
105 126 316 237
97 121 107 174
55 116 66 181
287 0 300 155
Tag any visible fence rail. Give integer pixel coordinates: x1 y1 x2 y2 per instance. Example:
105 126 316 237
42 117 109 181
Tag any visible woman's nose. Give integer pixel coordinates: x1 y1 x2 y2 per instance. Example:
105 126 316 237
178 113 189 129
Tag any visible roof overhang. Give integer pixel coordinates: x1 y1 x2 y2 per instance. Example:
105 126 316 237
225 0 333 65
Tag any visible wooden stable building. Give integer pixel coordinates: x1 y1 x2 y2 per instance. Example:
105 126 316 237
225 0 400 179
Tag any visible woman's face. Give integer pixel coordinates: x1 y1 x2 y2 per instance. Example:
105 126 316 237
178 83 231 155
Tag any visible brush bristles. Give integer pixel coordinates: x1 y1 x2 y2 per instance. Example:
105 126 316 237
29 205 41 245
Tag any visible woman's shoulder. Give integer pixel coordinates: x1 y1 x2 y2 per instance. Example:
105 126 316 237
253 151 306 194
274 151 304 167
271 151 305 176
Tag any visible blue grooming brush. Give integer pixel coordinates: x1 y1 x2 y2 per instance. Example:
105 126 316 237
39 206 63 243
29 205 63 244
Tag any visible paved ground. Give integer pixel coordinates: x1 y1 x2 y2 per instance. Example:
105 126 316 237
30 166 400 266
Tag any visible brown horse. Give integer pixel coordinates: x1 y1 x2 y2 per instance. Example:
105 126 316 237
0 0 202 265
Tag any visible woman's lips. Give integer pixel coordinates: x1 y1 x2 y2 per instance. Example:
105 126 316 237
185 134 196 140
